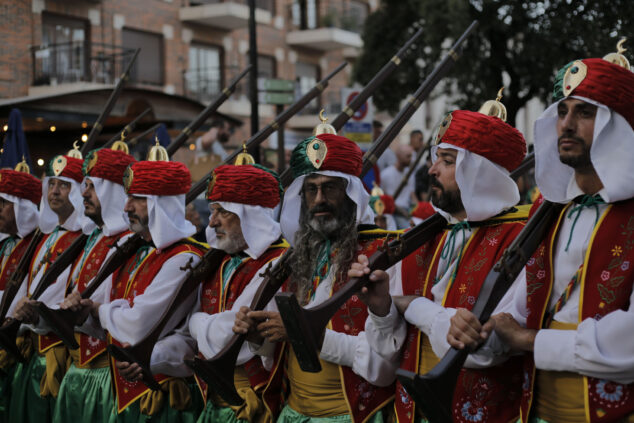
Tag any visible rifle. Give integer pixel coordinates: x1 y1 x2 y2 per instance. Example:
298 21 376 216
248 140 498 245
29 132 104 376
275 213 448 373
107 246 226 390
191 61 349 201
361 20 479 177
0 232 90 359
185 249 293 404
102 108 153 150
35 64 345 353
82 49 140 153
395 199 564 422
34 234 148 350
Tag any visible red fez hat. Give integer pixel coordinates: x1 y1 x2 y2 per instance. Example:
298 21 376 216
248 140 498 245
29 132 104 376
290 133 363 178
46 155 84 183
124 161 191 196
0 169 41 205
207 164 281 208
84 148 136 185
558 58 634 129
434 110 526 172
411 201 436 220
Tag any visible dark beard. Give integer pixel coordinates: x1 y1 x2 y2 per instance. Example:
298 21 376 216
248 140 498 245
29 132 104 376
558 135 592 169
430 175 465 215
85 208 104 227
289 196 358 304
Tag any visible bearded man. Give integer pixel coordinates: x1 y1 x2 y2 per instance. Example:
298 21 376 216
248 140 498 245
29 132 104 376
448 45 634 422
350 94 531 422
234 132 403 423
189 164 288 423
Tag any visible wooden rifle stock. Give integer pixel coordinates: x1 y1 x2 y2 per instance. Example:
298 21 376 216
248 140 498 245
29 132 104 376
82 48 140 153
167 65 251 156
275 213 448 373
361 20 479 177
102 108 153 149
107 246 224 391
330 27 424 130
395 200 565 422
34 234 148 350
186 249 293 405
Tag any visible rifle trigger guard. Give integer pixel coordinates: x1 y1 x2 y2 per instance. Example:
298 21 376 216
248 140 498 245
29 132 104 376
259 262 274 279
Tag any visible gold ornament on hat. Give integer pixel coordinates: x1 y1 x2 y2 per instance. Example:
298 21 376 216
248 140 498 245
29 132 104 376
603 38 630 70
433 113 453 145
85 151 99 174
206 170 217 198
147 136 169 161
234 142 255 165
370 182 386 215
67 141 83 159
123 166 134 192
14 156 30 173
478 87 507 122
313 109 336 136
52 155 68 176
111 129 130 154
563 60 588 97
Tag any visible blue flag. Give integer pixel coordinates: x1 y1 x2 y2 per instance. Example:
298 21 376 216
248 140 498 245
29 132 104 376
155 124 171 147
1 109 33 171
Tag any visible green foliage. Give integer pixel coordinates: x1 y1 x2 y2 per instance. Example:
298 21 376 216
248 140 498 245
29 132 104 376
354 0 634 124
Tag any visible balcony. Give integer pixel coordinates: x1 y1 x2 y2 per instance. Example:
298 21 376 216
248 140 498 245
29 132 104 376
179 0 272 31
286 5 364 51
29 42 139 96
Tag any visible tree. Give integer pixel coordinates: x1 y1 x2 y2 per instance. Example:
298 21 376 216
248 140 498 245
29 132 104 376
354 0 634 125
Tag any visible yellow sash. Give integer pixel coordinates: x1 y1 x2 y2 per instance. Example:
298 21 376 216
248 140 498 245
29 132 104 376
286 347 349 417
210 365 272 423
418 335 439 376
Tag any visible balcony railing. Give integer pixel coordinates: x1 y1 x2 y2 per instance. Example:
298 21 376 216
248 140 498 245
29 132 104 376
188 0 274 13
182 65 249 103
30 42 137 87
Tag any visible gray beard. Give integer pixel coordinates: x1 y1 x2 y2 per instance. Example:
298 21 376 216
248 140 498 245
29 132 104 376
217 233 247 254
289 196 358 304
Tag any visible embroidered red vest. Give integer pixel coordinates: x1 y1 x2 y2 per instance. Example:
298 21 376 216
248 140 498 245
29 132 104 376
194 242 288 403
262 229 399 423
521 198 634 423
67 231 130 365
0 232 34 290
398 209 528 423
25 229 82 353
108 240 205 413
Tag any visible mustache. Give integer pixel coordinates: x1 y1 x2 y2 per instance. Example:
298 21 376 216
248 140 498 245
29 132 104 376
127 213 141 221
310 204 336 215
557 134 586 145
214 228 226 236
430 176 444 190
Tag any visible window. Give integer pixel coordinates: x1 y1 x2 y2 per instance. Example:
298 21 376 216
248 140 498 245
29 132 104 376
295 61 320 113
122 28 164 86
186 44 222 101
257 54 276 79
39 13 89 84
292 0 318 30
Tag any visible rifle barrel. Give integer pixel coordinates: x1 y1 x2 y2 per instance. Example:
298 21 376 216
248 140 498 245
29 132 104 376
82 48 141 153
167 65 252 156
331 27 424 130
189 61 348 201
361 20 479 177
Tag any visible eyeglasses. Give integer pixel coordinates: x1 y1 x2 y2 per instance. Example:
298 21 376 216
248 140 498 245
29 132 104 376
301 182 344 199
